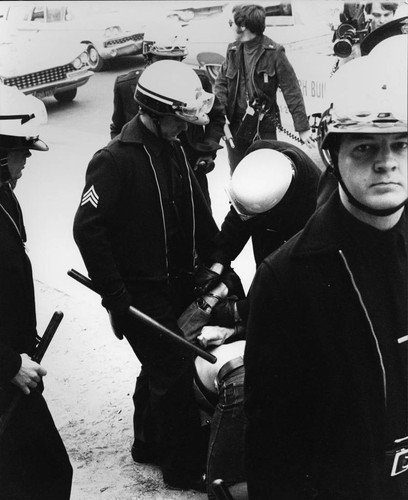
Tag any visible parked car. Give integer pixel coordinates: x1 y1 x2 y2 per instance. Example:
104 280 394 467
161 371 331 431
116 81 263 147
0 2 145 71
0 27 93 102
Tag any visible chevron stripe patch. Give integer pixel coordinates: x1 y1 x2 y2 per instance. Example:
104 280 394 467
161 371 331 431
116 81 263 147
81 185 99 208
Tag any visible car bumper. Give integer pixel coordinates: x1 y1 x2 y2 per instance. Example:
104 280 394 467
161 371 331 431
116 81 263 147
100 37 143 60
21 68 94 98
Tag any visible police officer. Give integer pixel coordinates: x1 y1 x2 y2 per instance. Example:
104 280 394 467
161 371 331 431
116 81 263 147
110 20 225 207
0 85 72 499
196 140 320 334
74 60 220 491
244 49 407 499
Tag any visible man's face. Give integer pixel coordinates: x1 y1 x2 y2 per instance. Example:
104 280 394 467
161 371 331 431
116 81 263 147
6 149 31 184
229 17 245 41
369 3 395 30
338 132 408 213
159 115 188 141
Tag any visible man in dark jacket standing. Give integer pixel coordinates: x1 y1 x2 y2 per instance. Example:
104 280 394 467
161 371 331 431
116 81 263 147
215 4 314 173
0 85 72 499
110 20 224 207
244 51 407 499
74 60 219 491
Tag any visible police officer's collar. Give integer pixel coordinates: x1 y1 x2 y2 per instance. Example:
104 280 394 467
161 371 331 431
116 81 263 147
118 113 165 157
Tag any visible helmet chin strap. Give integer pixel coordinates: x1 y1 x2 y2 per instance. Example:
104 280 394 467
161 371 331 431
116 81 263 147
335 169 408 217
0 155 12 184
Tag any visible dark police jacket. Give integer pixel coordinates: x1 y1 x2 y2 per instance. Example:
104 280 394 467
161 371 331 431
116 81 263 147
109 67 225 166
211 140 320 268
215 34 310 133
74 115 219 313
245 193 407 499
0 186 37 387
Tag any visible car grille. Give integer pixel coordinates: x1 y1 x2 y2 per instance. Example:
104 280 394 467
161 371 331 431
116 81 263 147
105 33 144 47
3 64 75 90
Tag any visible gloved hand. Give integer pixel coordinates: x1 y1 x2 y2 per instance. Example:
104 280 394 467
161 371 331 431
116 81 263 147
194 156 216 174
220 268 245 299
194 265 222 297
102 287 132 340
108 311 128 340
211 296 239 328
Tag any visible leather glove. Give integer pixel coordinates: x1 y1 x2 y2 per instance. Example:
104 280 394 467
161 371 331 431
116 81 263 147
102 287 132 340
211 296 240 328
220 268 245 299
194 265 222 297
108 311 128 340
194 156 215 174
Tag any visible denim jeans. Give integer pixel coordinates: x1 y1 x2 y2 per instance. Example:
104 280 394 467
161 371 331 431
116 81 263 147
207 365 247 499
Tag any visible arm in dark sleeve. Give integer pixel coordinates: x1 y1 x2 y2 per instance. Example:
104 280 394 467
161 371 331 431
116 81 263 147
73 150 130 313
202 74 225 150
214 57 229 116
275 46 310 132
110 78 126 139
0 342 21 386
210 207 253 266
244 260 311 498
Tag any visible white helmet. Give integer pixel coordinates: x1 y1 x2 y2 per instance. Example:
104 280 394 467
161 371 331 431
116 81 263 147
227 149 296 220
142 20 188 59
319 50 407 151
135 60 214 126
0 84 48 151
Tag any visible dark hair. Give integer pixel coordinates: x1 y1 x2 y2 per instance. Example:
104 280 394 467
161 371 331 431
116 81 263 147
233 4 266 36
365 2 398 14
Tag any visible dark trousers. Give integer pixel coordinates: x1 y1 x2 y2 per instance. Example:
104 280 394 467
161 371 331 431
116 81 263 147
207 365 247 499
123 282 205 480
0 387 72 500
226 129 277 175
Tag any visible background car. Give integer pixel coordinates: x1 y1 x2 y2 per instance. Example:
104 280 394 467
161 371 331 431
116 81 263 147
0 27 93 102
0 1 145 71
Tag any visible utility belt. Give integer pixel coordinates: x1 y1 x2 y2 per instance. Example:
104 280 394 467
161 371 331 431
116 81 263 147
215 356 244 391
386 437 408 477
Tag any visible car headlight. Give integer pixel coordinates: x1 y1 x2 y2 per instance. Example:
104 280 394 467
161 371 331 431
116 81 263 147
73 51 90 69
105 26 121 37
80 51 90 65
72 56 82 69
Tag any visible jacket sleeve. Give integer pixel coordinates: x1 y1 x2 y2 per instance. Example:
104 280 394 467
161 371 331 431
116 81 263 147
275 46 310 132
110 78 126 140
202 73 225 150
0 343 21 386
210 207 253 266
244 259 313 498
73 149 131 313
214 55 229 116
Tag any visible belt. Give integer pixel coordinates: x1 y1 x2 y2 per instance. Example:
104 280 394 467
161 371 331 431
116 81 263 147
386 437 408 477
215 356 244 390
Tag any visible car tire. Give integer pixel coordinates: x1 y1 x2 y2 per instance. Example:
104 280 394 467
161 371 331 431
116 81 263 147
54 89 77 102
87 44 105 72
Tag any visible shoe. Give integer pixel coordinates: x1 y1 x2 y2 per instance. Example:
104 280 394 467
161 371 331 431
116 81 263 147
131 440 160 465
164 472 207 492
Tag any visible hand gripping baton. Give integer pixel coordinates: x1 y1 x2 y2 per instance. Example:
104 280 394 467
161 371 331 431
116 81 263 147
0 311 64 442
67 269 217 364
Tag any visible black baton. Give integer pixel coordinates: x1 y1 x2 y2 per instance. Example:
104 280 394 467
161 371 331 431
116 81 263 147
67 269 217 364
0 311 64 442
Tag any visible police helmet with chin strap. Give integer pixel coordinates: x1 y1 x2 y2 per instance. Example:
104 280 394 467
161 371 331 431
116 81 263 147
0 85 48 183
319 35 407 217
135 60 214 127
